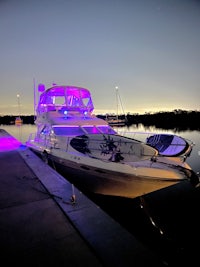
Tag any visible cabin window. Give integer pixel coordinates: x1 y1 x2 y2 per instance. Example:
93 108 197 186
53 96 65 105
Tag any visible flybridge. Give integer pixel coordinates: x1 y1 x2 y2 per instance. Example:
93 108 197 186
36 85 94 115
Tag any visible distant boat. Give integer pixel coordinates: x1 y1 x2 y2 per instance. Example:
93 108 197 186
106 86 127 126
15 94 23 126
15 116 23 126
105 114 127 126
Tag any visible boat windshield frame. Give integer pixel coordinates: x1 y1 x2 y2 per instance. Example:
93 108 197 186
52 125 117 136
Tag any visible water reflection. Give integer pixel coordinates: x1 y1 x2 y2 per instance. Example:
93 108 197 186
0 124 36 144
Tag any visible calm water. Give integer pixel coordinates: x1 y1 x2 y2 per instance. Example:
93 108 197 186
1 124 200 266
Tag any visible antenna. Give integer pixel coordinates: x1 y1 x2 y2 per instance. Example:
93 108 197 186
115 86 119 120
17 94 21 116
33 78 36 118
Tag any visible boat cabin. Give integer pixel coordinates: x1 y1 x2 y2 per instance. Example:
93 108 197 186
37 86 94 115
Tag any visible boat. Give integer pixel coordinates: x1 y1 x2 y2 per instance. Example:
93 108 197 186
26 84 199 198
15 94 23 126
105 114 127 126
106 86 127 126
15 116 23 126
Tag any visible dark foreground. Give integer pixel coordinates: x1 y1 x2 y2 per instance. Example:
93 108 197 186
55 162 200 267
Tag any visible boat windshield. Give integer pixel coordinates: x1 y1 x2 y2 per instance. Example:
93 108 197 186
82 125 116 134
52 125 117 136
53 126 85 136
95 125 117 134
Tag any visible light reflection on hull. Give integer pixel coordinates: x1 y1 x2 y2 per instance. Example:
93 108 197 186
30 149 198 199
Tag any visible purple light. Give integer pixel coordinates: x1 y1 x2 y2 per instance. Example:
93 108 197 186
38 83 46 92
0 136 22 152
38 85 94 113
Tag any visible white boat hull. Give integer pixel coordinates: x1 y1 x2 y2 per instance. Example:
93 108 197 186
50 157 189 198
27 141 197 199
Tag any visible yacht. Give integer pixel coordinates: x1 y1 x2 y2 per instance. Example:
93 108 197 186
26 84 199 198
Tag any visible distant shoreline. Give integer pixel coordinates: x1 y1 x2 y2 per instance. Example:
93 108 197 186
1 110 200 131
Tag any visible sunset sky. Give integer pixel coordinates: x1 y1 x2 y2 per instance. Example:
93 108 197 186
0 0 200 115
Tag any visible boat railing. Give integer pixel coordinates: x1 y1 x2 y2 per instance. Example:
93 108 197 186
116 131 159 142
68 134 158 162
116 131 195 160
27 130 194 163
27 132 37 142
37 103 93 115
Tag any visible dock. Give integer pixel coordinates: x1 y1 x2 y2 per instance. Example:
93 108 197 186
0 129 164 266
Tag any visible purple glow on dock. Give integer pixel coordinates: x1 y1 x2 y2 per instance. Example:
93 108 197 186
0 135 22 152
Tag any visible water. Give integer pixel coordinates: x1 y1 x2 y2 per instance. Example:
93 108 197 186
0 124 36 145
1 124 200 266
